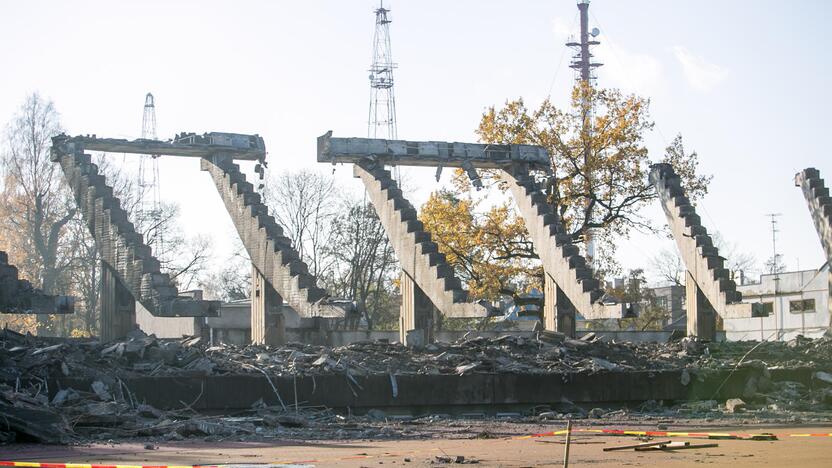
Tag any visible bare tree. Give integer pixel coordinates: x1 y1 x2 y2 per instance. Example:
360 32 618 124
0 93 76 297
323 197 398 330
649 248 684 286
199 239 251 302
712 232 758 283
648 232 757 287
264 169 337 279
763 255 786 275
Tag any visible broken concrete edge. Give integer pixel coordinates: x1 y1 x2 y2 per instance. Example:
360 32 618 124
318 131 552 170
50 132 266 162
15 366 818 412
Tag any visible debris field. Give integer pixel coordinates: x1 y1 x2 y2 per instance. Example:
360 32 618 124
1 328 831 444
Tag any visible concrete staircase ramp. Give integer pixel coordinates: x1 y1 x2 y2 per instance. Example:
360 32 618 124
649 163 750 319
502 167 620 319
0 250 74 314
54 150 219 317
354 162 491 318
201 156 344 318
796 168 832 261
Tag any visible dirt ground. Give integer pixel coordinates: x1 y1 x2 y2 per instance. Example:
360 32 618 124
2 424 830 467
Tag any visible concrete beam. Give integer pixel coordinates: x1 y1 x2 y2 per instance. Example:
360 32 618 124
51 133 266 162
649 164 751 326
318 132 550 170
52 147 220 323
201 156 344 319
0 251 74 315
354 161 492 324
40 367 782 412
502 165 621 321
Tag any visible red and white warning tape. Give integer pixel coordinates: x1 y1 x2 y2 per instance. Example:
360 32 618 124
516 428 832 440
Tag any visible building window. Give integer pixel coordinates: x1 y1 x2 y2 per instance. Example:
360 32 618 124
789 299 816 314
752 301 773 317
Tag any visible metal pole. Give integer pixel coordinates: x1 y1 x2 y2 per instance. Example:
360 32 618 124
563 419 573 468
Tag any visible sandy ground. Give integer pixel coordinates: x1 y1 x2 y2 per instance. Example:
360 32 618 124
2 424 831 467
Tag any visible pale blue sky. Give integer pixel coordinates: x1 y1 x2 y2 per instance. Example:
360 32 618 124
1 0 829 283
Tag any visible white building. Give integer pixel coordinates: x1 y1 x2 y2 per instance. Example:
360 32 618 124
724 263 830 340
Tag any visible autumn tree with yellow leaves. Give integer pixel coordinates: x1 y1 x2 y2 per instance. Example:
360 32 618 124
421 190 539 301
422 84 711 300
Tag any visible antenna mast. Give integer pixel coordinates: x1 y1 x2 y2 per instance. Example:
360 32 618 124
368 1 398 142
138 92 162 249
566 0 602 267
767 213 783 275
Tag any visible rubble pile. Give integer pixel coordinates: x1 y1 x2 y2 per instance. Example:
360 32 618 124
4 329 831 382
1 327 832 444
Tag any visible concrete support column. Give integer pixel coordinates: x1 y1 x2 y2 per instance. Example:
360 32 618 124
543 273 557 331
685 270 716 340
399 271 434 347
251 264 285 346
100 261 136 342
543 273 577 337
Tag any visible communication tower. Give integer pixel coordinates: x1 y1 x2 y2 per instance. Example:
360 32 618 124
565 0 603 266
138 93 162 248
368 1 398 141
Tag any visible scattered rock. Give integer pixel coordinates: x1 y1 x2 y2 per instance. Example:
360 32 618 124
90 381 112 401
588 408 606 418
681 400 718 413
725 398 746 413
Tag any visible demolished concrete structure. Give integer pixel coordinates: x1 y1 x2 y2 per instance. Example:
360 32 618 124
201 155 346 345
353 162 491 344
51 133 348 344
0 250 74 315
649 163 752 340
51 135 230 340
502 165 624 334
2 328 831 444
795 168 832 329
318 133 622 343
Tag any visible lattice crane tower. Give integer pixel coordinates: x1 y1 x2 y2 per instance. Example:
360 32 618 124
138 92 162 247
368 1 398 141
